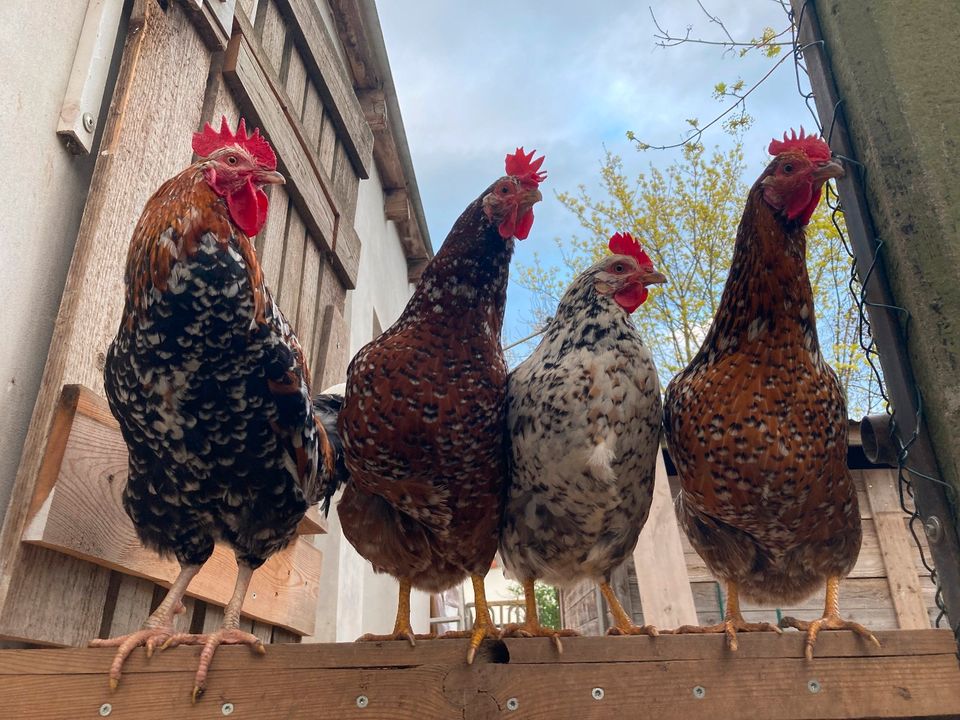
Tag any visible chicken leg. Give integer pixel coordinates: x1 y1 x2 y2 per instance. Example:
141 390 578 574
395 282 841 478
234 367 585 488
90 563 202 690
161 560 266 702
356 577 436 646
672 580 780 650
439 574 500 663
501 578 578 652
779 575 880 660
600 582 659 638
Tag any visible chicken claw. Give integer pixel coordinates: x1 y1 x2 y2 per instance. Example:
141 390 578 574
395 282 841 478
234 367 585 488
356 628 437 647
501 621 578 653
672 617 780 651
162 628 265 702
779 614 880 660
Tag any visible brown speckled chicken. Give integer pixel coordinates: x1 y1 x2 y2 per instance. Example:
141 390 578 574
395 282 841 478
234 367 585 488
338 148 545 663
663 129 879 659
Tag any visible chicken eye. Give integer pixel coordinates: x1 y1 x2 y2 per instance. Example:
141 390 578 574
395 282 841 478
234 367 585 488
500 185 510 194
227 155 238 165
614 263 625 273
783 163 794 173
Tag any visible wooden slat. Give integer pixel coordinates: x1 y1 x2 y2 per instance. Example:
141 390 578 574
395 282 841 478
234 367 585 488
277 206 306 319
257 186 289 291
317 111 336 176
255 0 285 74
313 304 350 390
862 470 931 629
0 631 956 719
296 239 322 369
273 0 373 178
301 81 323 150
0 0 211 647
284 44 307 118
631 449 698 628
21 386 321 635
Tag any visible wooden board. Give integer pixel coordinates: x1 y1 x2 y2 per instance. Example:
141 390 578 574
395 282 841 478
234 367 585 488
21 386 322 635
0 631 956 719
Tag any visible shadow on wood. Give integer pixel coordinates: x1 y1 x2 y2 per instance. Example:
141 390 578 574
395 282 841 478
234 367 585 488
0 630 956 719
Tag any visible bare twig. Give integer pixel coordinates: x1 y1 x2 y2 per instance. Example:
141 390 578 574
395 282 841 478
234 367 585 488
649 5 792 54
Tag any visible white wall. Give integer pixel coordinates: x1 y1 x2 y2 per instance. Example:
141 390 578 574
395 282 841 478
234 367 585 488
309 162 427 642
0 3 106 519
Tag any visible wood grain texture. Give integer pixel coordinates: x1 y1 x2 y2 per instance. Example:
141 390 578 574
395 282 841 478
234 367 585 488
296 239 322 370
301 81 323 150
284 44 307 118
0 631 955 719
313 304 350 390
0 0 210 646
631 449 698 627
256 185 289 291
273 0 373 178
277 206 306 320
21 386 322 635
254 0 285 74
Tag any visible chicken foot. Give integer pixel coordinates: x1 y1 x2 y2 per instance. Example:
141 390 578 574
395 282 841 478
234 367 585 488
779 575 880 660
161 561 265 703
356 577 436 646
671 580 780 651
501 578 578 653
600 581 659 638
90 563 201 690
439 574 501 664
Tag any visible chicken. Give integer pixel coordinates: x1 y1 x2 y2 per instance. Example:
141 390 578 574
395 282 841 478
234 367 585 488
93 117 334 701
337 148 545 663
500 232 666 647
663 129 879 658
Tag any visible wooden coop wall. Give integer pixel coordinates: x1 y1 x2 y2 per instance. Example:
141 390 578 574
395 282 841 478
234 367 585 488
0 0 371 649
563 459 939 635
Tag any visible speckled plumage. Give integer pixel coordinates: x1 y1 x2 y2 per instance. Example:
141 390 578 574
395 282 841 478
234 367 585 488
337 189 513 593
500 256 662 589
105 167 331 572
663 155 860 606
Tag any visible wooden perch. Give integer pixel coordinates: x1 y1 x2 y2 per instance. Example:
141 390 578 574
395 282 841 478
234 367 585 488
0 631 956 719
21 385 326 636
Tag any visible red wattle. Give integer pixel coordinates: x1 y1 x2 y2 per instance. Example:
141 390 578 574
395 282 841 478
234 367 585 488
514 209 535 240
498 207 518 239
227 179 269 237
614 284 649 313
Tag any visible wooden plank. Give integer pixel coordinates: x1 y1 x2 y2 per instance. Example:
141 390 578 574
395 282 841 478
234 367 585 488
256 185 289 291
284 45 308 118
317 111 336 176
20 386 322 635
313 304 350 390
331 141 359 222
301 81 324 150
273 0 373 178
631 449 698 627
0 632 956 719
0 0 211 647
255 0 285 74
296 239 322 370
277 206 306 319
862 470 931 630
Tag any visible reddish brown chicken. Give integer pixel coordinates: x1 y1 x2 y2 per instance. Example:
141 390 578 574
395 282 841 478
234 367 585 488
664 129 879 659
338 149 545 663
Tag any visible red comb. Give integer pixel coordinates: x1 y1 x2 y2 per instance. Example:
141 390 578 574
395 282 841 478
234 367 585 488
608 232 653 269
505 147 546 187
192 116 277 170
768 127 832 162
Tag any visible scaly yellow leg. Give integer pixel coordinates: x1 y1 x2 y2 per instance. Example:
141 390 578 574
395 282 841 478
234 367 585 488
501 578 578 652
356 577 436 646
672 580 781 650
780 575 880 660
600 582 659 637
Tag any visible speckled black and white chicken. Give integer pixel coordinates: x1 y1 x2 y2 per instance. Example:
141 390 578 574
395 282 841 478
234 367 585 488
500 232 666 643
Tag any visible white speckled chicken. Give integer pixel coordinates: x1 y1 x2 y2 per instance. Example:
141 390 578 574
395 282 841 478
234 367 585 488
500 232 666 644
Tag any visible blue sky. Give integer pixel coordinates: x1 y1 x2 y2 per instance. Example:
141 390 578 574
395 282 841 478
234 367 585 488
376 1 815 351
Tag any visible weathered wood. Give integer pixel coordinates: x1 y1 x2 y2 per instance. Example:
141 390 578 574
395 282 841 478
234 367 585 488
277 206 306 320
317 111 337 176
0 0 211 647
21 386 321 635
313 304 350 390
384 188 409 223
284 43 307 117
177 0 235 50
272 0 373 178
296 239 322 370
301 81 323 148
862 470 931 629
0 631 956 719
254 0 285 74
256 185 289 291
631 449 698 628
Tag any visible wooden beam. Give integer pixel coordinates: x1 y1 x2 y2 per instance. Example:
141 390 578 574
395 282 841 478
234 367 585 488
223 32 359 287
272 0 373 178
384 189 409 223
630 448 698 627
22 386 322 635
177 0 236 50
0 631 956 719
862 470 931 629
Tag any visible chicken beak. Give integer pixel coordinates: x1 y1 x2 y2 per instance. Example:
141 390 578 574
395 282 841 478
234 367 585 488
811 159 844 183
255 170 286 185
636 268 667 286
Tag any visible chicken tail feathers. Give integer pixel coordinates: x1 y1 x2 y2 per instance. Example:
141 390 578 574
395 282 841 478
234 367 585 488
314 391 350 515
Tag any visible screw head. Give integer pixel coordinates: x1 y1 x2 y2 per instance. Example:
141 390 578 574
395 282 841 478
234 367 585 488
221 702 235 715
99 704 112 717
807 679 821 694
356 695 369 708
82 112 96 133
506 697 519 711
692 685 706 699
924 516 943 544
591 687 605 700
